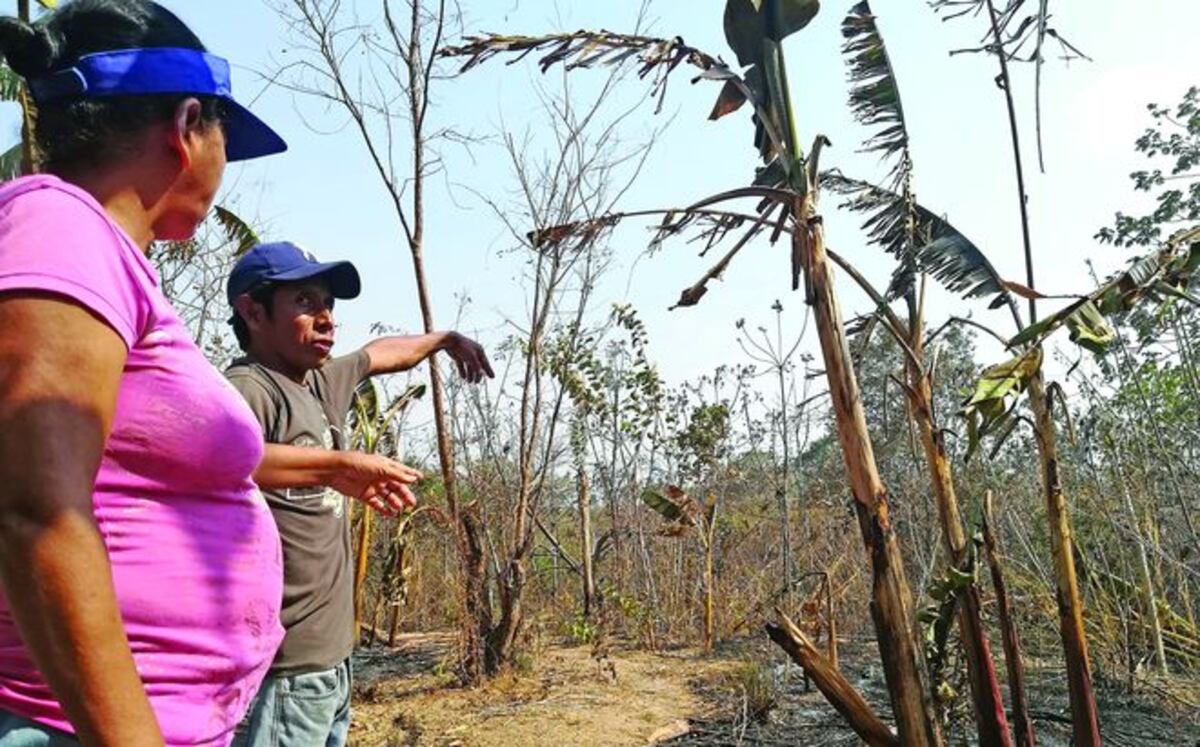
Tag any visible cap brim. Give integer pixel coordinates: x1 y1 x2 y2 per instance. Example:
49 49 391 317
222 98 287 162
268 260 362 299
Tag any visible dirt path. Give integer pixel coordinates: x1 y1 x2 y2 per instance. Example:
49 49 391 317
349 634 740 746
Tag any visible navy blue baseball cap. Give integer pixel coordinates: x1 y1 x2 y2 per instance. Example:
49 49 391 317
227 242 362 314
28 47 286 162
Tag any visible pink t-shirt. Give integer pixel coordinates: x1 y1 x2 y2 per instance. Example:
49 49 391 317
0 175 284 746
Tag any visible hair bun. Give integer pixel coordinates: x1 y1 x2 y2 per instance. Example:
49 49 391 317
0 17 60 78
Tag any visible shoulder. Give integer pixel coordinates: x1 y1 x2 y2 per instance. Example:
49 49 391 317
314 349 371 388
226 359 284 402
0 176 157 347
0 175 133 248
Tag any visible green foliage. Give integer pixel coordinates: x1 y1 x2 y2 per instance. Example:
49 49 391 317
213 205 261 257
350 380 427 456
960 347 1042 462
545 322 607 416
0 64 22 103
0 143 20 182
610 304 665 435
546 306 664 440
918 551 977 708
1098 86 1200 248
675 403 731 481
565 611 599 646
1009 227 1200 354
1010 300 1115 355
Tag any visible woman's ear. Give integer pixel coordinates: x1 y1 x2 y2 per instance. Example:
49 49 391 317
167 97 206 170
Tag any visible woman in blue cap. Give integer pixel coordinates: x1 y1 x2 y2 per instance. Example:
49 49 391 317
0 2 291 745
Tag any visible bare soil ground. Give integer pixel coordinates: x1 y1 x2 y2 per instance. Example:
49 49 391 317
349 633 741 746
348 634 1200 746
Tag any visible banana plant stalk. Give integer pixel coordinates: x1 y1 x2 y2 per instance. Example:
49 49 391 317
982 491 1036 747
349 381 426 640
794 188 941 745
983 0 1100 740
442 1 941 738
762 0 941 740
833 4 1011 742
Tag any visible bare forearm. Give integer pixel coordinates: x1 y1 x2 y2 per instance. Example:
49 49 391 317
253 443 349 490
363 332 450 376
0 510 161 746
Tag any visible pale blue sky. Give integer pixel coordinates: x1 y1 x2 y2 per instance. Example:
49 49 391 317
9 1 1200 389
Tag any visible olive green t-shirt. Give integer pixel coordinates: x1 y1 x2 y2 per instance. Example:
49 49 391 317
226 350 370 675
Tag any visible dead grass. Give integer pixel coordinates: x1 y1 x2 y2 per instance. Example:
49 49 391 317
348 634 742 746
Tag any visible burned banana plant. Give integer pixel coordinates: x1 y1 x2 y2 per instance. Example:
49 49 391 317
443 1 944 743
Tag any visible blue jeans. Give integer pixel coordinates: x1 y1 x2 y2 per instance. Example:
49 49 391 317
232 659 351 747
0 713 78 747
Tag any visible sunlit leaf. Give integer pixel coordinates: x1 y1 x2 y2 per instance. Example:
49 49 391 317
1005 233 1200 355
213 205 260 257
641 488 686 523
1063 301 1116 354
0 64 23 102
960 347 1042 462
0 143 20 182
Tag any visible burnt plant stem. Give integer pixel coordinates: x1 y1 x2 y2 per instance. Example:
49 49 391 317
984 0 1100 740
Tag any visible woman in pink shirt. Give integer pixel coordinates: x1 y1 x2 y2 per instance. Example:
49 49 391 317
0 1 289 744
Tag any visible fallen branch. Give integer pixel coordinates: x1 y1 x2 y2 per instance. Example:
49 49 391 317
765 609 899 747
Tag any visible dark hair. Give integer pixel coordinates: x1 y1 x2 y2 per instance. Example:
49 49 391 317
0 0 224 173
232 283 277 351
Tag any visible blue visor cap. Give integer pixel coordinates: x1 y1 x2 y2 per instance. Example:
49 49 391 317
227 242 362 310
28 48 286 162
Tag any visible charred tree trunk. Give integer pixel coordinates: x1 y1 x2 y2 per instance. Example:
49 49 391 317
798 204 942 746
1028 375 1100 744
767 610 900 747
978 0 1101 737
907 356 1012 747
982 492 1036 747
